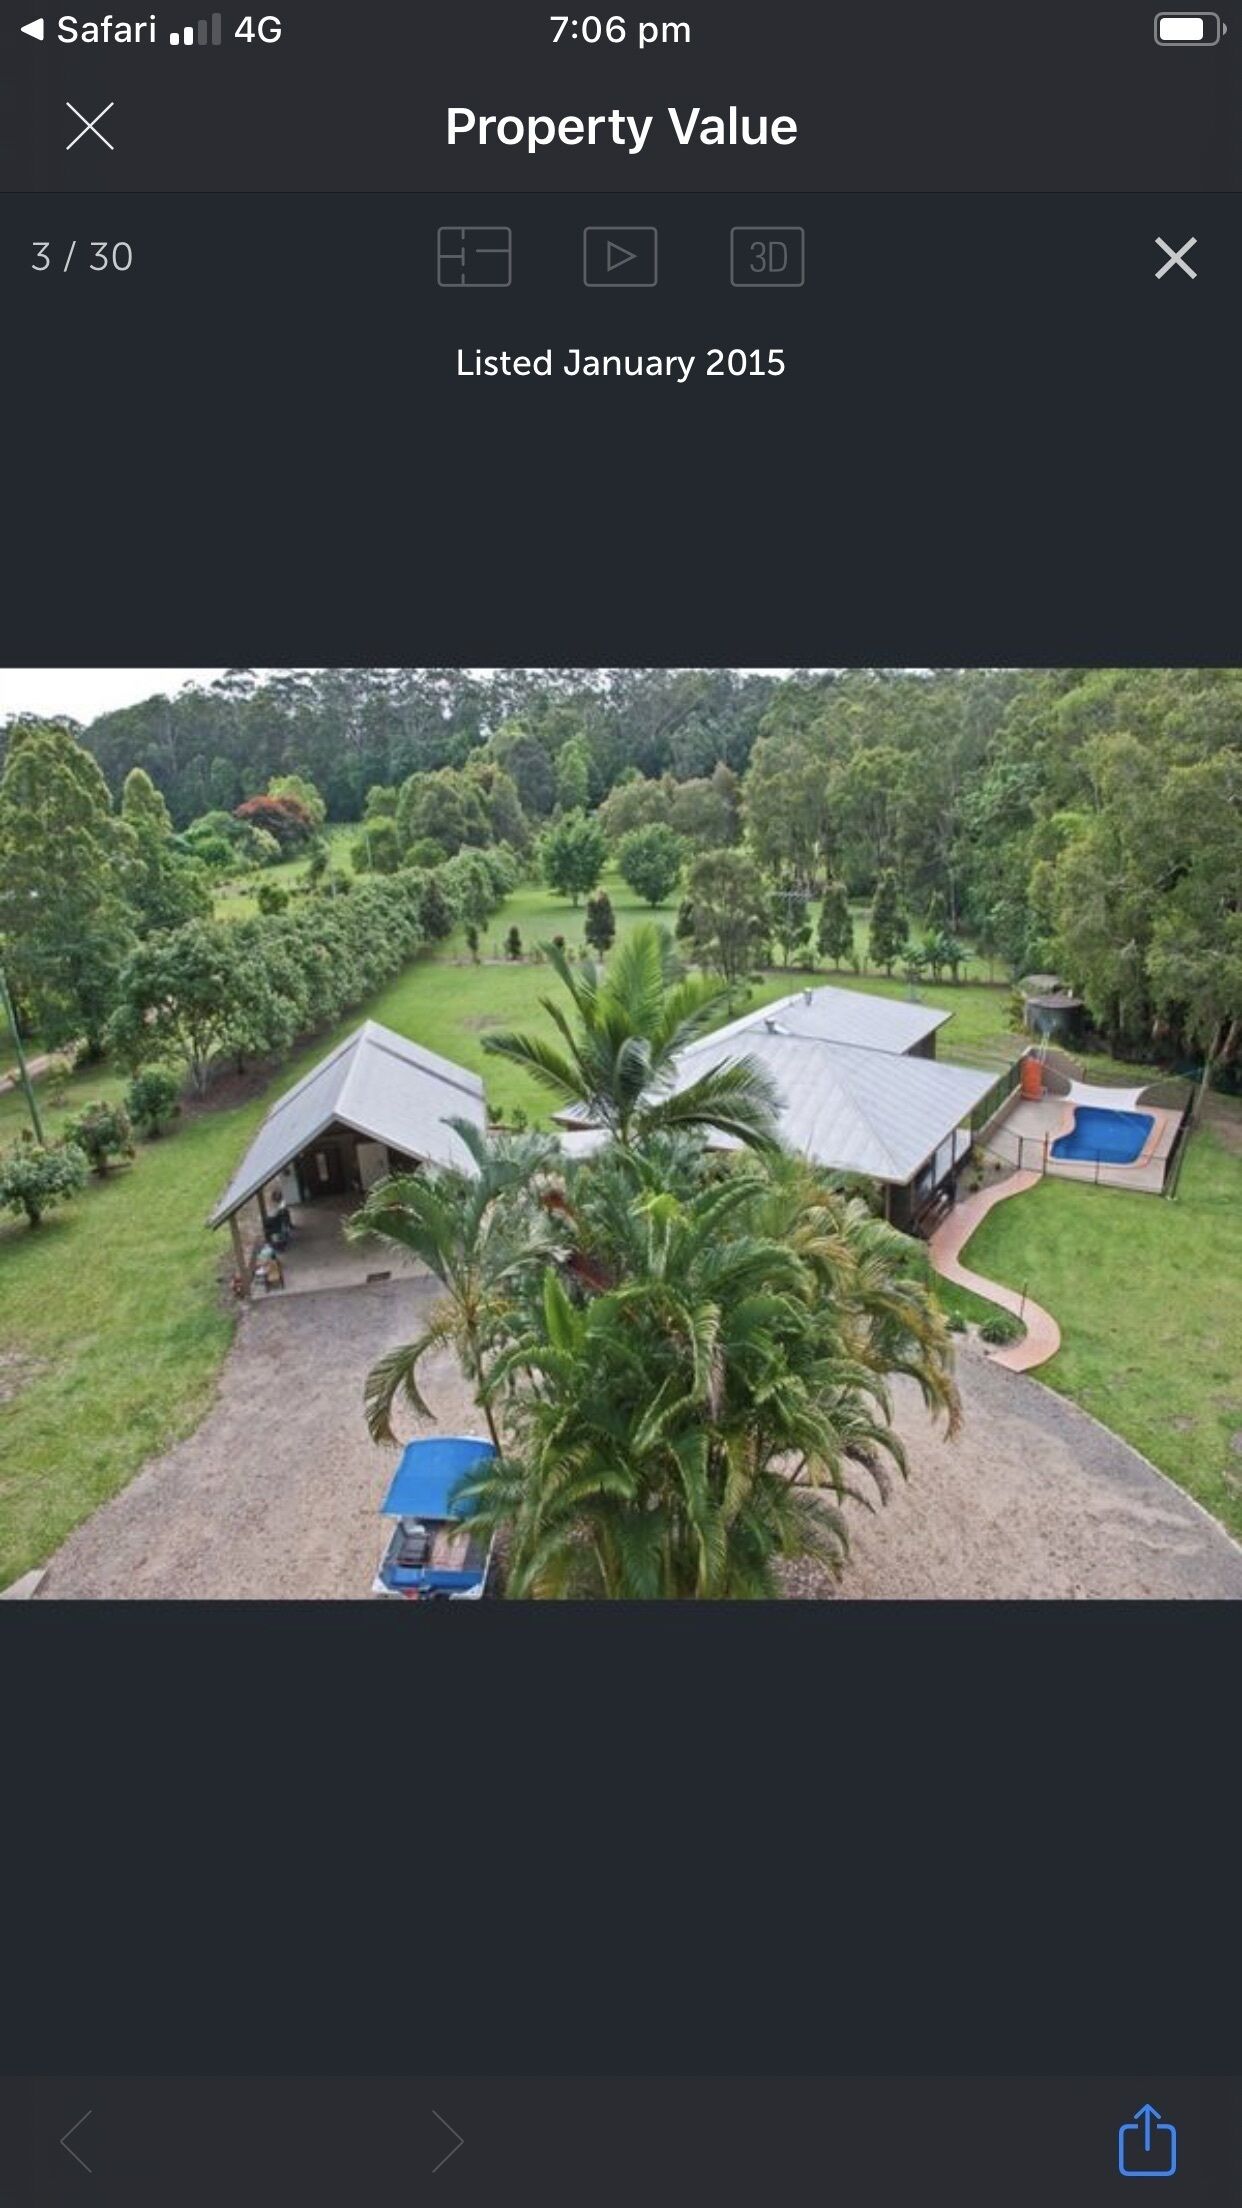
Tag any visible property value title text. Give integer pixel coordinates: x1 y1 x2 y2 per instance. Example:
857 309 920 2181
446 107 798 155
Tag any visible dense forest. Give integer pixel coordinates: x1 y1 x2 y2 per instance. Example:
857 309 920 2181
36 668 780 826
2 666 1239 1082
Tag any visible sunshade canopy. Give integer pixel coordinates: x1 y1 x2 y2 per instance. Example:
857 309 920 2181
379 1436 497 1519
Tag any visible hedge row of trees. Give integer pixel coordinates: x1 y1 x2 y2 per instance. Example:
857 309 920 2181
107 846 518 1094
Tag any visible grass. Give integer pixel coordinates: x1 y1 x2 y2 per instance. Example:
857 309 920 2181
907 1249 1005 1336
389 871 1026 1121
214 824 357 919
953 1104 1242 1539
0 1094 261 1585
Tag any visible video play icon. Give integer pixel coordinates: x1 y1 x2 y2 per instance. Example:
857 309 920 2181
583 226 659 287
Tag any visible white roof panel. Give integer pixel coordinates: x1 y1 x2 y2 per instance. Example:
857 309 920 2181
720 983 950 1055
673 1027 995 1184
208 1020 485 1225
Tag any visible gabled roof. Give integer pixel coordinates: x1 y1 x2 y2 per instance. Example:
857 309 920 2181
208 1020 486 1226
553 984 950 1135
671 1023 995 1185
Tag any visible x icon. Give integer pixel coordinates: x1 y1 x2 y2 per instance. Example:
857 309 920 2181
66 101 114 151
1155 234 1196 279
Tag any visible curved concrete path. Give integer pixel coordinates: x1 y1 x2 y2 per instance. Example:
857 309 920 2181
928 1171 1062 1371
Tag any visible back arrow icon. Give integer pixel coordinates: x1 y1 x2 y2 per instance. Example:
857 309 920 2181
432 2110 464 2174
60 2111 92 2173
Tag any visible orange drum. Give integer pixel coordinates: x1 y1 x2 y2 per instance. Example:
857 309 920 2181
1020 1056 1044 1100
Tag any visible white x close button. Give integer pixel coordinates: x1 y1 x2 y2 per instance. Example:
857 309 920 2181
1155 234 1196 279
66 101 114 151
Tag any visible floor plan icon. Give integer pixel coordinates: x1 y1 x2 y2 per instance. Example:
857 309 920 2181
436 226 513 287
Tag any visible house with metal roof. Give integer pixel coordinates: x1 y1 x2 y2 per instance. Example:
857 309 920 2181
558 983 1000 1231
209 1020 487 1288
676 1011 996 1227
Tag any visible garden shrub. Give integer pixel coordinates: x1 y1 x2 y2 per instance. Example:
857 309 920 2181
978 1310 1026 1346
125 1067 182 1139
64 1099 136 1177
0 1134 89 1226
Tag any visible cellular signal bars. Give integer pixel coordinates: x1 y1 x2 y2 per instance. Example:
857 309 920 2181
170 13 222 41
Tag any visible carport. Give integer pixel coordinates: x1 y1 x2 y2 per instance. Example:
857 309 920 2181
208 1019 487 1294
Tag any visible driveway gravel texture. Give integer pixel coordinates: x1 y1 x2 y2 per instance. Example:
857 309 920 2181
37 1285 1242 1600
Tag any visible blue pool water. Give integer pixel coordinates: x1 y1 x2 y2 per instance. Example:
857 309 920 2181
1051 1106 1154 1165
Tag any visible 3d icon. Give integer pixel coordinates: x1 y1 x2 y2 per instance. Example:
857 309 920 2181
1119 2104 1178 2178
21 16 45 36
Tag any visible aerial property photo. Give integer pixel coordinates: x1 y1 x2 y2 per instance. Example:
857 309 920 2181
1 666 1240 1600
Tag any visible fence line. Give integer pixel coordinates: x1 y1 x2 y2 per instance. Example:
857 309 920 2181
979 1095 1191 1195
969 1053 1026 1136
1161 1089 1197 1199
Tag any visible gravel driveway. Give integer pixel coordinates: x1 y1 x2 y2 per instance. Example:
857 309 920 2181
36 1291 1242 1600
38 1280 480 1601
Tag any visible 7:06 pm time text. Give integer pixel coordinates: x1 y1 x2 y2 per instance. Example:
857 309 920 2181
551 16 690 43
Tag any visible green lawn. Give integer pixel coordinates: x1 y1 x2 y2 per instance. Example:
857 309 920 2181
0 1090 263 1585
953 1106 1242 1539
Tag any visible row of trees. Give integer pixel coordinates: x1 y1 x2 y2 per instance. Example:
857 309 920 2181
107 846 518 1094
350 927 959 1599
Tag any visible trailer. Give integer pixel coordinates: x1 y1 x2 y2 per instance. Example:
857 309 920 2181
373 1435 498 1601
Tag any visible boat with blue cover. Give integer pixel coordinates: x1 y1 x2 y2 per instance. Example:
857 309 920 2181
373 1435 497 1601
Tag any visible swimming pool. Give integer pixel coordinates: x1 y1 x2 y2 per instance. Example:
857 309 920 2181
1051 1105 1154 1165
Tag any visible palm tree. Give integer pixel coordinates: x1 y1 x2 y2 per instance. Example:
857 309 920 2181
457 1150 959 1598
481 922 781 1153
348 1117 559 1452
752 1157 961 1438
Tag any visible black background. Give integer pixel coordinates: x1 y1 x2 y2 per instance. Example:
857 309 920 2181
1 0 1237 191
2 189 1234 664
6 1606 1238 2076
3 3 1241 2098
5 2075 1237 2204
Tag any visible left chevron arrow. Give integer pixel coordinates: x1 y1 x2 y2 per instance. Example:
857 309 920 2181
60 2111 92 2173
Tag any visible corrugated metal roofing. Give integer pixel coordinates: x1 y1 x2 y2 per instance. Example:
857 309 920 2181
733 983 950 1053
552 984 949 1132
673 1023 995 1184
208 1020 486 1226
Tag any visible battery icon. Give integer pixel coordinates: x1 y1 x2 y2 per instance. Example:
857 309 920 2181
1154 12 1224 39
